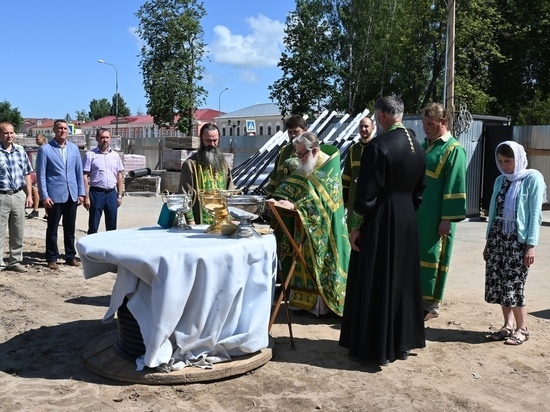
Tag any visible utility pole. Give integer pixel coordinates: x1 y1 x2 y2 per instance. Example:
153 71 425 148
98 59 119 136
218 87 229 129
444 0 456 132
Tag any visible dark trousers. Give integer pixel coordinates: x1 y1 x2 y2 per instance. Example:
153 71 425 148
46 198 78 262
88 188 118 234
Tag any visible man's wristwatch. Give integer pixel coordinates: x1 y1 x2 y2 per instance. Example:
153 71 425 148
117 194 123 199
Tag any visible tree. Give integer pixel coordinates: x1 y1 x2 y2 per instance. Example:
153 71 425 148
269 0 339 117
270 0 503 117
336 0 414 112
88 98 112 120
516 91 550 125
136 0 207 135
0 100 24 130
452 0 504 114
110 93 131 118
75 109 91 122
488 0 550 121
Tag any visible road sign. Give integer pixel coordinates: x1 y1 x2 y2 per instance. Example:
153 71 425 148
246 120 256 133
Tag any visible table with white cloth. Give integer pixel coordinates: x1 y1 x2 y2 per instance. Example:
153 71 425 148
76 225 277 371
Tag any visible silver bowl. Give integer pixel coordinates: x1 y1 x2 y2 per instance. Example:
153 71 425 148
223 195 266 238
164 193 194 230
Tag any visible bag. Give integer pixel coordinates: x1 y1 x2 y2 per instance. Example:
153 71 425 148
157 203 177 229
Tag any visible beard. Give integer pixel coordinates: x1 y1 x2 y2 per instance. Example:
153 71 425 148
196 145 226 173
297 153 317 175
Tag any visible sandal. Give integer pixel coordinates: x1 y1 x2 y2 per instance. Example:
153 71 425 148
489 327 514 341
504 328 529 346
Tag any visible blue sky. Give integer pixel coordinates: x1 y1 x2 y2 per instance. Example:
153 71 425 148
2 1 296 119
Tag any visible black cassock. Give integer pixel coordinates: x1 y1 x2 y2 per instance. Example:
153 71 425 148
339 126 426 365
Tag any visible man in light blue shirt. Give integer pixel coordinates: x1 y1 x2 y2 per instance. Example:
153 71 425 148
82 128 124 234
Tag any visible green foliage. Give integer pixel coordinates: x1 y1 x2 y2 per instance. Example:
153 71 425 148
269 0 339 117
270 0 507 117
88 98 112 120
136 0 207 135
75 109 91 122
110 93 131 117
0 100 23 130
516 91 550 125
454 0 504 115
488 0 550 121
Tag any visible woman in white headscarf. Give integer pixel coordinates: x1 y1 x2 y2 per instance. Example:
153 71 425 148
483 141 546 345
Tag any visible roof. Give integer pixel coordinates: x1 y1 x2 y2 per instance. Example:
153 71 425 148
79 116 119 127
79 109 221 128
30 119 55 128
195 108 222 121
24 106 266 130
220 103 281 118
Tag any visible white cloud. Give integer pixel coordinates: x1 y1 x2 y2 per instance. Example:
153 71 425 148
210 15 284 68
201 71 214 85
128 26 146 50
239 70 258 83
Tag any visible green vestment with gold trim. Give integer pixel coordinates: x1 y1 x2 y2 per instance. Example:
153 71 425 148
342 141 367 231
273 145 350 316
417 136 467 303
266 143 296 195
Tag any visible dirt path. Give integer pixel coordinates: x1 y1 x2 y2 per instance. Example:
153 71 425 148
0 214 549 411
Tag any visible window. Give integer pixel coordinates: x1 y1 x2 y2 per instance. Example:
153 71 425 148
276 125 281 132
222 127 226 136
259 125 264 135
229 127 233 136
236 127 240 136
267 125 272 135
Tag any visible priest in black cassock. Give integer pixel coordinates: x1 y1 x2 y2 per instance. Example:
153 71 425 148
339 96 426 366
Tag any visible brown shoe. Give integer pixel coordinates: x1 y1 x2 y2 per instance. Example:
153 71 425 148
47 261 58 270
65 259 81 267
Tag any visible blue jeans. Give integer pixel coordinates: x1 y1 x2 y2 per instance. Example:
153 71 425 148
88 188 118 234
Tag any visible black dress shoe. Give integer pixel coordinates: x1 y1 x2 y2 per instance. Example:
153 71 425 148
349 356 389 367
397 350 410 360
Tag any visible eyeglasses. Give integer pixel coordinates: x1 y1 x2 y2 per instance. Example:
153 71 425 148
296 148 312 158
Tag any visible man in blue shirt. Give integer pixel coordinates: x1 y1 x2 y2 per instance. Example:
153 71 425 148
0 122 33 272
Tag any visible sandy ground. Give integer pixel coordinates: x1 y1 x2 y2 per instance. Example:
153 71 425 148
1 196 550 411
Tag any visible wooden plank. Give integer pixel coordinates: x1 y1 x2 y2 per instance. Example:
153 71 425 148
83 330 273 385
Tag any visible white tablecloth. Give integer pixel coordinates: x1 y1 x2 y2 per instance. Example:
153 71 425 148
76 226 277 369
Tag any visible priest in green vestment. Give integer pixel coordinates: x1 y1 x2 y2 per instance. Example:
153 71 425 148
179 122 234 224
416 103 467 320
342 116 375 231
266 115 308 195
268 132 350 316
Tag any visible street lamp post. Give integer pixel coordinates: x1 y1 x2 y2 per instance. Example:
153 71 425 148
218 87 229 129
98 59 119 136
